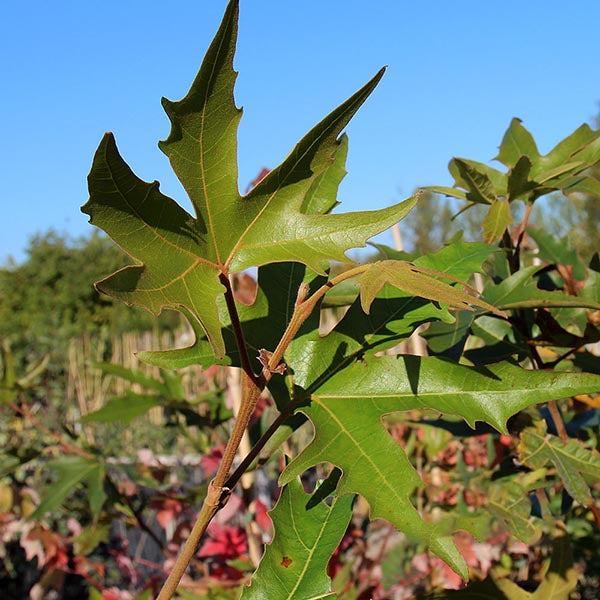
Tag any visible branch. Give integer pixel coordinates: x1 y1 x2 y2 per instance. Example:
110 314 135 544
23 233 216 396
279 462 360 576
157 264 371 600
158 275 265 600
513 202 533 268
225 404 307 490
219 273 260 385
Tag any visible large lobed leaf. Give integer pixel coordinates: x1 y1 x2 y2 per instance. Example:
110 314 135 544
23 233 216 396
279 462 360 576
82 0 416 360
241 477 352 600
281 354 600 577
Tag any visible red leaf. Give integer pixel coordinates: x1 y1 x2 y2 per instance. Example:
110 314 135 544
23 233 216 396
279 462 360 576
200 446 224 478
197 524 247 559
150 497 184 529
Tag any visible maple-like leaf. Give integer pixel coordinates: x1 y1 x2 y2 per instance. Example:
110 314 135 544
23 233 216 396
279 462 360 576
281 355 600 577
82 0 416 359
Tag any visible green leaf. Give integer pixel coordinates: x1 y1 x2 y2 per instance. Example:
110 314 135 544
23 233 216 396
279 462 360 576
290 242 500 392
423 185 467 201
83 0 416 360
451 159 497 204
241 477 352 600
449 159 507 194
526 227 586 280
488 474 543 544
535 123 599 175
140 262 324 370
413 241 498 282
534 160 585 185
518 420 600 505
483 265 600 311
31 457 106 519
481 199 512 243
80 392 160 423
465 315 527 365
561 174 600 196
423 311 474 361
83 132 227 357
495 118 540 168
507 156 535 201
93 361 165 393
282 355 600 576
300 133 348 215
358 260 504 316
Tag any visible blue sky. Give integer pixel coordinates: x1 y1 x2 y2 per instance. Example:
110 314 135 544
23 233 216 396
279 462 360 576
2 1 600 263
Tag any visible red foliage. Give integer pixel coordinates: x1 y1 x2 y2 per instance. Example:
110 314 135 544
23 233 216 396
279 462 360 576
150 496 185 528
198 523 247 561
200 445 224 478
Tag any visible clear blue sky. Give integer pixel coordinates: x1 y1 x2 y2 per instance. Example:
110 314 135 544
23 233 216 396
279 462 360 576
2 1 600 263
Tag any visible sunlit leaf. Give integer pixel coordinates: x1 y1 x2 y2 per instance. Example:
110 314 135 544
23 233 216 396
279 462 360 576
495 118 540 168
241 477 352 600
282 355 600 577
358 260 504 316
83 0 416 360
451 159 497 204
482 199 512 243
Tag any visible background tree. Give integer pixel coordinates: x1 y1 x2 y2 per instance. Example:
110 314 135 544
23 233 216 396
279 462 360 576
0 230 180 368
